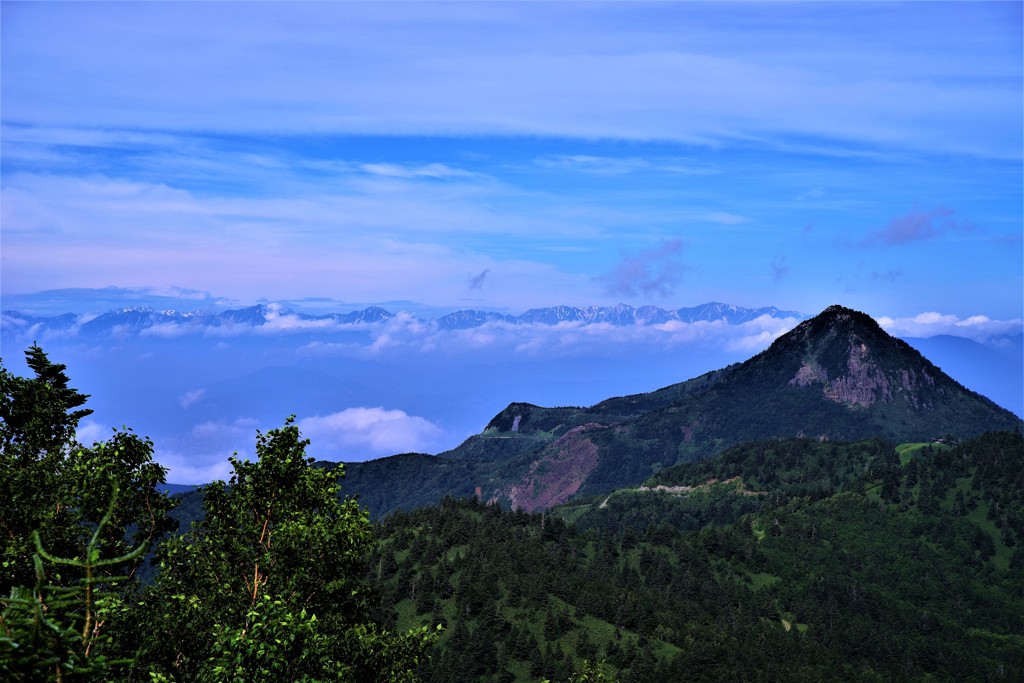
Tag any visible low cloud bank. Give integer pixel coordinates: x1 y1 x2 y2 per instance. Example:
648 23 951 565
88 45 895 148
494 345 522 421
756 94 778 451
298 408 445 460
299 313 802 360
877 312 1023 343
142 408 443 483
10 304 1018 355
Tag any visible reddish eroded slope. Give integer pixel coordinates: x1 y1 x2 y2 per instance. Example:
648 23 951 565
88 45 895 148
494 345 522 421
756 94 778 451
498 423 605 512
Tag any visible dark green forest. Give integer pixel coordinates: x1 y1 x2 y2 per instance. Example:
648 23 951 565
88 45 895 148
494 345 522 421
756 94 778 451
2 346 1023 681
370 434 1024 682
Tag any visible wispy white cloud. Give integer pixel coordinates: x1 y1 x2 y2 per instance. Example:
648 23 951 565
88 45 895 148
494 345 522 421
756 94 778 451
796 187 825 202
295 311 802 363
0 171 603 307
154 449 234 485
2 2 1019 324
178 388 206 409
534 155 719 176
360 162 480 180
191 417 259 442
292 307 1024 361
3 4 1018 157
701 212 749 226
75 419 109 445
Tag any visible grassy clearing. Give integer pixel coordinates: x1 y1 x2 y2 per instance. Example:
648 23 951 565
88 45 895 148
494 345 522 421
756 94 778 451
394 598 426 631
967 501 1012 572
578 614 618 649
747 572 781 590
896 441 951 465
556 502 595 525
896 442 929 465
445 544 469 562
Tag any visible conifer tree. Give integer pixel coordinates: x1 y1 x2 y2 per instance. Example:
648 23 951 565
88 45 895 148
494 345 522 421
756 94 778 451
1 483 148 681
1 346 175 601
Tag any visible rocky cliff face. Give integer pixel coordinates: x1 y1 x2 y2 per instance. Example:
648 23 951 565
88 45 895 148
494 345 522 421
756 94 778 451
821 341 895 407
789 339 939 409
779 306 945 412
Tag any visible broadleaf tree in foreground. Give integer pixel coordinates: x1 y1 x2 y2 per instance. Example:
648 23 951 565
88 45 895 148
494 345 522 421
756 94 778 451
2 348 436 681
132 417 438 682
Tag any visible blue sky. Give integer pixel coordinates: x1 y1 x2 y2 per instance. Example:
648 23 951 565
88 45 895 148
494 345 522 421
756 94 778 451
2 1 1020 321
2 2 1022 481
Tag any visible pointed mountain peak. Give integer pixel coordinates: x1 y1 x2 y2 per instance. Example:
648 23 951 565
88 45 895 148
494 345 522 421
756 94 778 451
802 303 879 328
769 305 888 352
822 304 859 315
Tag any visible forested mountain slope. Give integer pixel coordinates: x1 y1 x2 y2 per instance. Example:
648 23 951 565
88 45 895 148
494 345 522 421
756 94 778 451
369 431 1024 682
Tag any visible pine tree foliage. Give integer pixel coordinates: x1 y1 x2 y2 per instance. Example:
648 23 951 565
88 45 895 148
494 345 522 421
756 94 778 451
1 483 147 681
1 346 175 594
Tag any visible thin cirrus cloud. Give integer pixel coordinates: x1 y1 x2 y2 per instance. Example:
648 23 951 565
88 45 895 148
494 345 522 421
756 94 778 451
533 155 719 176
2 3 1018 157
1 2 1020 323
0 170 602 306
359 162 482 180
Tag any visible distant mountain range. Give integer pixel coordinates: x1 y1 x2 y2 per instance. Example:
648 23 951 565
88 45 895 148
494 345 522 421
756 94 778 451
437 302 803 328
342 305 1023 517
1 302 804 338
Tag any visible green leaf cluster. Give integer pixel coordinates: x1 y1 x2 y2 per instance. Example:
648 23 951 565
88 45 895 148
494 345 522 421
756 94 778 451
135 418 436 681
